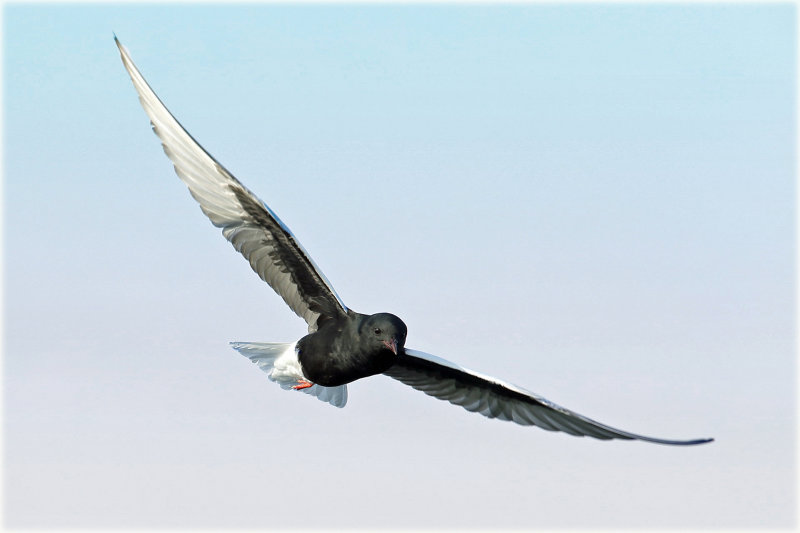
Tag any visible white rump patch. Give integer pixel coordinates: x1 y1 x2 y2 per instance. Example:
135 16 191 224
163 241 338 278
230 341 348 408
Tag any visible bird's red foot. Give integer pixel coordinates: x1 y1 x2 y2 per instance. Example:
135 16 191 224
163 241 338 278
292 379 313 390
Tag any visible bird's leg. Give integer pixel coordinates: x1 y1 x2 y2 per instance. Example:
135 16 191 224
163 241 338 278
292 379 313 390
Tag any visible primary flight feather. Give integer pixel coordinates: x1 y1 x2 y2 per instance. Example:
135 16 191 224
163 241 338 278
116 37 712 446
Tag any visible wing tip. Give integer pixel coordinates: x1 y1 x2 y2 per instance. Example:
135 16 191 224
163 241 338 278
685 437 715 445
644 436 715 446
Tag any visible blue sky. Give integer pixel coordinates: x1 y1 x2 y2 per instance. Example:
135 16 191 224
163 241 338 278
4 3 796 529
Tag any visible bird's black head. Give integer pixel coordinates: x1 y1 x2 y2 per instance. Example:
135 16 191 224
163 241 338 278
362 312 407 356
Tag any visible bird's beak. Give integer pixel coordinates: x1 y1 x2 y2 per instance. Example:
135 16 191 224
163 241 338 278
383 338 398 355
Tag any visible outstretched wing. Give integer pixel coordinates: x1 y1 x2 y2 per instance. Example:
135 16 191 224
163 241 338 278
116 37 347 331
384 349 713 445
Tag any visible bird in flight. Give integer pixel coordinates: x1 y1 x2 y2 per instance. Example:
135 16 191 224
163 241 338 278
116 37 712 446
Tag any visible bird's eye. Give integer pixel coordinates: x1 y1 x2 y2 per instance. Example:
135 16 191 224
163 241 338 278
373 328 382 335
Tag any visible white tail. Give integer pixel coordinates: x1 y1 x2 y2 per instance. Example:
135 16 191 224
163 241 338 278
230 342 348 408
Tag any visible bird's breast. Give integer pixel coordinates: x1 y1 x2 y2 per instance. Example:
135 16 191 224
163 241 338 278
297 336 396 387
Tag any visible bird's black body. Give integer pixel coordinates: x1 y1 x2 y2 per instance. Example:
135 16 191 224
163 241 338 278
298 312 407 386
117 37 713 446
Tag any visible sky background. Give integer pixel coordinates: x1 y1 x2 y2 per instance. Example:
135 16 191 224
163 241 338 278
3 3 796 529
